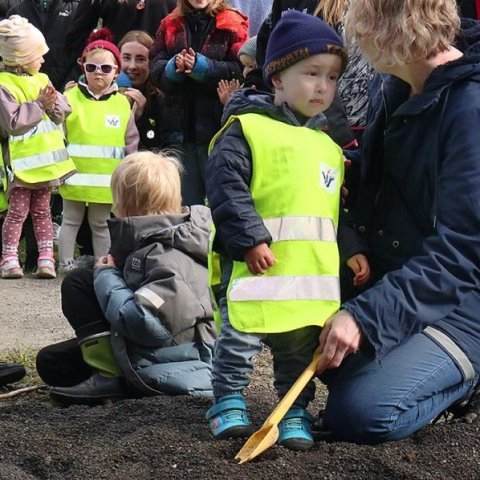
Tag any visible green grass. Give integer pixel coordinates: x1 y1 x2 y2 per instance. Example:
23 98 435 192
2 348 42 385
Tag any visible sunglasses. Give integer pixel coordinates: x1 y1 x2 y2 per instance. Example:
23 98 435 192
84 63 118 74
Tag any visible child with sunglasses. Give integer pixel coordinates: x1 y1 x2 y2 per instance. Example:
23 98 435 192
58 28 139 273
0 15 76 279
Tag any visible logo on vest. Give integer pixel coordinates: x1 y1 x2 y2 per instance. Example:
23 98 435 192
320 164 338 193
105 115 121 128
131 257 141 271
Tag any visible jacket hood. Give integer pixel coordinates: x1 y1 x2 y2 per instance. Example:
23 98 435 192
423 18 480 95
108 205 212 270
222 87 328 130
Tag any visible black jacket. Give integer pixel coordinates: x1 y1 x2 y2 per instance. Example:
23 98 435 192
66 0 177 59
7 0 79 90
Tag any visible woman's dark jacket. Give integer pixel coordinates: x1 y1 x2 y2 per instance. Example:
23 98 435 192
343 19 480 378
7 0 79 90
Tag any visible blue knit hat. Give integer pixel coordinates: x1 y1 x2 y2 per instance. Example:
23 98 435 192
264 10 348 85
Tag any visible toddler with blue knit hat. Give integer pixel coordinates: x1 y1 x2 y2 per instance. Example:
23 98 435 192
205 10 370 450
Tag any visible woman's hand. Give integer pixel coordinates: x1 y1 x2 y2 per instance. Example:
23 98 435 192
122 88 147 119
175 50 187 73
95 254 117 269
316 310 363 375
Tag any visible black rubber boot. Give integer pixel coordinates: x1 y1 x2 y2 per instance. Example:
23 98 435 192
49 373 130 406
0 362 26 387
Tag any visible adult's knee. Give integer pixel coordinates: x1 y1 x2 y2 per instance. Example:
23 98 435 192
322 384 401 445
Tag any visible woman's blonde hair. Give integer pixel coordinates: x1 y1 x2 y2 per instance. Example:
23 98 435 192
313 0 347 26
344 0 460 66
111 151 183 216
177 0 229 16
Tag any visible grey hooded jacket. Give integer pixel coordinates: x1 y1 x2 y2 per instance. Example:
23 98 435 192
93 205 216 396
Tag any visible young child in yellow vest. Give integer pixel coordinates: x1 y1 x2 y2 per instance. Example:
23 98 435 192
206 11 371 450
58 28 139 273
0 15 76 280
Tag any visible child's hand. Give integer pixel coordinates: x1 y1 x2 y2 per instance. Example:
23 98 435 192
183 47 196 74
347 253 370 286
217 79 241 105
37 85 57 111
95 254 117 269
175 50 187 73
244 243 276 275
122 88 147 119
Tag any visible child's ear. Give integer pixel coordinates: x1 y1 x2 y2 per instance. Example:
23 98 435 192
271 73 283 91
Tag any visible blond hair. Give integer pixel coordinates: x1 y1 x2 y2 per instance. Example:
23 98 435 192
344 0 460 66
314 0 347 26
177 0 229 16
111 151 183 216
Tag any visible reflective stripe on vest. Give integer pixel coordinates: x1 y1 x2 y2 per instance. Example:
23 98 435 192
0 72 76 184
12 148 70 172
263 216 336 243
60 85 130 204
229 275 340 302
10 118 60 142
63 173 112 187
208 113 344 333
67 144 125 160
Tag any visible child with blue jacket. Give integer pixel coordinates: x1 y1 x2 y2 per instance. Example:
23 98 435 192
37 151 216 404
205 11 370 450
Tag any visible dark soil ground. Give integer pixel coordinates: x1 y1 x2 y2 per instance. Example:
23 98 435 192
1 352 479 480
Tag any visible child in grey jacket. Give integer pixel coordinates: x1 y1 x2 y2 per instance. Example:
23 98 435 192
36 151 216 404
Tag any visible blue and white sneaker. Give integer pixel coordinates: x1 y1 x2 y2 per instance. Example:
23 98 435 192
278 406 314 451
206 394 254 439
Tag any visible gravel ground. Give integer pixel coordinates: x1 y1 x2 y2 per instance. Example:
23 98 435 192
1 274 479 480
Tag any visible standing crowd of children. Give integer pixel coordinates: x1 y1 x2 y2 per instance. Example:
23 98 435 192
2 0 480 456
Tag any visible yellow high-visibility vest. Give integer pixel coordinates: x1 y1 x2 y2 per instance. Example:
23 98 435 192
209 113 344 333
0 72 75 184
60 86 131 204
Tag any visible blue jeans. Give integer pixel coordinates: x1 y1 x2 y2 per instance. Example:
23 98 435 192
212 260 320 407
321 332 477 444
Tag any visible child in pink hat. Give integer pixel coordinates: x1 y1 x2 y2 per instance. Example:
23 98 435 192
0 15 76 279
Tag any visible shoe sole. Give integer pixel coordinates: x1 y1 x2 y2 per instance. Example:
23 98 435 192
36 271 57 279
49 390 130 406
214 424 255 440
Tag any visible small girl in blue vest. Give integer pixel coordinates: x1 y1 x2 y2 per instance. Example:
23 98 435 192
58 28 139 273
0 15 76 279
206 11 370 450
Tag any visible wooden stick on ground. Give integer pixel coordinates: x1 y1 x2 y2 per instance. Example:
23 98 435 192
0 385 44 400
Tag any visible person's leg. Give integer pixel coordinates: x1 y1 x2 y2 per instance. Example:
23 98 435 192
177 142 207 206
76 207 94 266
30 188 56 278
87 203 111 259
207 260 263 438
50 269 126 404
36 338 91 387
1 187 32 278
321 332 477 444
267 326 320 450
58 199 85 269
